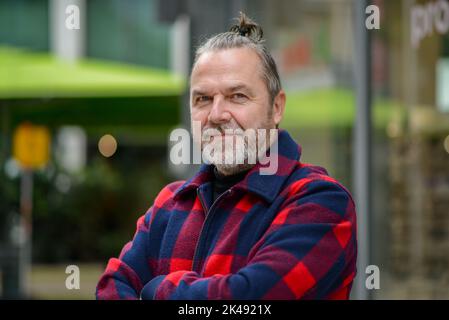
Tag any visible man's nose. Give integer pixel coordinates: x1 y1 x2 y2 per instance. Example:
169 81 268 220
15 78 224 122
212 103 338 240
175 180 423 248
208 95 231 124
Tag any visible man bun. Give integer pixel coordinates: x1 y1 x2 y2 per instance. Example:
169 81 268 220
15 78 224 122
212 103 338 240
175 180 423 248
229 11 264 42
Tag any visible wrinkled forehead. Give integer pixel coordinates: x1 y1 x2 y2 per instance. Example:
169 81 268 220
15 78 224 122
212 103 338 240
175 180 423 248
190 48 264 92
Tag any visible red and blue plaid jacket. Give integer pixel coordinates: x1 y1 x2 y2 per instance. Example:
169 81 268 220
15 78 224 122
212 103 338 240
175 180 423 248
96 130 357 300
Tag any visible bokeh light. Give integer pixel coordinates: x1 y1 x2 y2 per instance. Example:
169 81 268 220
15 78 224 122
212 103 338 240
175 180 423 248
98 134 117 158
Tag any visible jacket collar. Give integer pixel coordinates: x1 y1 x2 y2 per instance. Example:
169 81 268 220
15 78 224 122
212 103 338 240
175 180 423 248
173 129 302 203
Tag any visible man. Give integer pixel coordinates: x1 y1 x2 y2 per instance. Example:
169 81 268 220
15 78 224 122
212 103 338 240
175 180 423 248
96 12 357 300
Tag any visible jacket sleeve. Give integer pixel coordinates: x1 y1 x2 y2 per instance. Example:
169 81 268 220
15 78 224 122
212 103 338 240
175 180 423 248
96 181 183 299
141 178 357 300
95 206 154 299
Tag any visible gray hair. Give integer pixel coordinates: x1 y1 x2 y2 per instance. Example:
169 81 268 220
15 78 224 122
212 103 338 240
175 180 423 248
192 12 282 104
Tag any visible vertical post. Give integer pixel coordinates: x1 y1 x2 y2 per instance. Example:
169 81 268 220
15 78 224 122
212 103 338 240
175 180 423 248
19 169 33 298
171 15 190 79
168 14 191 179
50 0 86 62
352 0 372 300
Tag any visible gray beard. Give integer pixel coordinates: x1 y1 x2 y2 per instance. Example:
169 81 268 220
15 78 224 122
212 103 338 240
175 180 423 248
214 162 255 176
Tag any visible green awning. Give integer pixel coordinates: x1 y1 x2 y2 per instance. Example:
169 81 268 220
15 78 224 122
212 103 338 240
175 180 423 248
0 46 185 99
283 88 403 130
0 46 186 134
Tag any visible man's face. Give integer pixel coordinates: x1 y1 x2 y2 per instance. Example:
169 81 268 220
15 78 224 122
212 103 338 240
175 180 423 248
190 47 285 175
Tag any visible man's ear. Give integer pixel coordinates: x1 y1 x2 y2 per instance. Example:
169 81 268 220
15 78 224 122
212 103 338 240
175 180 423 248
272 90 286 126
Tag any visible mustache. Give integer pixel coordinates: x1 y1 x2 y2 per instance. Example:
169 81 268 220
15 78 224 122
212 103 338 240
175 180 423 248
202 124 244 137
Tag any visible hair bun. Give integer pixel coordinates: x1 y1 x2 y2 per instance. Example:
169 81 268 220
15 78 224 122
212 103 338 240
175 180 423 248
229 12 263 41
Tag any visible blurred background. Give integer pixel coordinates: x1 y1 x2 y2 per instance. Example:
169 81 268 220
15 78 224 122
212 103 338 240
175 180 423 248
0 0 448 299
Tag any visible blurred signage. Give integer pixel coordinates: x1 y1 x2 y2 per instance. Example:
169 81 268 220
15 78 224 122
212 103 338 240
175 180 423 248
280 36 312 74
437 58 449 113
13 123 51 169
56 126 87 173
411 0 449 49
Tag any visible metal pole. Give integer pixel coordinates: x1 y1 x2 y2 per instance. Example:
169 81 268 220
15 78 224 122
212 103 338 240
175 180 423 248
352 0 372 300
50 0 86 62
19 169 33 298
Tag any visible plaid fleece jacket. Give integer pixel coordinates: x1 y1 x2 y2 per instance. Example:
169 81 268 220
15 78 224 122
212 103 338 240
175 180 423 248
96 130 357 300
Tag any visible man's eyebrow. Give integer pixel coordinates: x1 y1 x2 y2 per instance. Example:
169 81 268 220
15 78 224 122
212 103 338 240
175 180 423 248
191 85 254 97
226 84 254 95
191 89 207 97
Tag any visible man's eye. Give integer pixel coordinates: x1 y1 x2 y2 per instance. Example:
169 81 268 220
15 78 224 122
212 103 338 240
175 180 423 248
230 93 248 102
195 96 212 104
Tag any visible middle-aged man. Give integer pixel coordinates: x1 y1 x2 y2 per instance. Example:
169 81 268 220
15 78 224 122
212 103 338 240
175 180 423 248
96 12 357 300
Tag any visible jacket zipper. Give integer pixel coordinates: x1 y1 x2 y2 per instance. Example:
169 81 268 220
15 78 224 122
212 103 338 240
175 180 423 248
191 188 233 273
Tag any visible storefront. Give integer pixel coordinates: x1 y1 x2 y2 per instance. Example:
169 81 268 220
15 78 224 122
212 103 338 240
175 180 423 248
246 0 449 299
371 0 449 298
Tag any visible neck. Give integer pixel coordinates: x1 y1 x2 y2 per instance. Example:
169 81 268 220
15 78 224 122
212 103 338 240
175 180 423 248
214 163 255 177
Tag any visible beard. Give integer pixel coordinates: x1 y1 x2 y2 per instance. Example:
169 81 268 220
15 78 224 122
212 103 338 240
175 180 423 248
199 118 274 176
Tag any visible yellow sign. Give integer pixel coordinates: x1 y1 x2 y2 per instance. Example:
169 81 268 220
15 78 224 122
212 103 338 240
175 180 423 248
13 123 51 169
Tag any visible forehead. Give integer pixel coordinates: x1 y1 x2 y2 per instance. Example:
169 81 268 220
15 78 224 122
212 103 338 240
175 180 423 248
190 47 264 91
